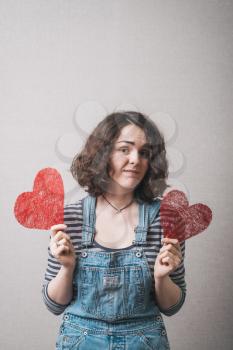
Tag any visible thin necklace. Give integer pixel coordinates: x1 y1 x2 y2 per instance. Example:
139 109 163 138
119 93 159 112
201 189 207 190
102 194 134 214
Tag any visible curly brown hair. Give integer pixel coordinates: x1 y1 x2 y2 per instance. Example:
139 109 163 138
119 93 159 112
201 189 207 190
70 111 169 202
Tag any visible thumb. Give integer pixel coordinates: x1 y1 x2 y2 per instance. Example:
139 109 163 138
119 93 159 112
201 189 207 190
50 224 67 237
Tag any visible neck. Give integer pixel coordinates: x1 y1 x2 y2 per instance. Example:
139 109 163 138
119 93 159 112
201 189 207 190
102 192 134 208
105 179 135 204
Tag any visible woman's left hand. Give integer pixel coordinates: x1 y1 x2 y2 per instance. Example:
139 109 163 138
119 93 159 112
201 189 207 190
154 237 182 280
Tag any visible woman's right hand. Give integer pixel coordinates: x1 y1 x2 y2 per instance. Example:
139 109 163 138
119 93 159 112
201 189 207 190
50 224 76 269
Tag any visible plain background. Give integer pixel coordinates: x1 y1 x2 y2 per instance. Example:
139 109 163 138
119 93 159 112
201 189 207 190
1 1 233 349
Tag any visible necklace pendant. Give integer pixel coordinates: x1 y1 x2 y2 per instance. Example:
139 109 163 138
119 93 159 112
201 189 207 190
102 194 134 214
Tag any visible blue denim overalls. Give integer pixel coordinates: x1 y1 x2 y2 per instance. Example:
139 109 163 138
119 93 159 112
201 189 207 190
56 195 170 350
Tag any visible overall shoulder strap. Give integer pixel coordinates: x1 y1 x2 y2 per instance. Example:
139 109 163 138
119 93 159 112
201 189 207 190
148 198 161 225
81 194 96 246
133 198 161 245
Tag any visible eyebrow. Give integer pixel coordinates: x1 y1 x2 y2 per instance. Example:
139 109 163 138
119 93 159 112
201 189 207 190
116 141 150 147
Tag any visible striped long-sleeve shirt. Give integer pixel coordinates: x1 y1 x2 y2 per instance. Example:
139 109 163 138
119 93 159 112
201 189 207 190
42 199 186 317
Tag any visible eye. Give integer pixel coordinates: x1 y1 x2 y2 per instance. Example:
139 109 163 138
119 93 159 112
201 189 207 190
139 149 150 159
119 147 129 154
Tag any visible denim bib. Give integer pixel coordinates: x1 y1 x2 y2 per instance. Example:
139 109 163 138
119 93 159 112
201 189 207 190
57 195 170 350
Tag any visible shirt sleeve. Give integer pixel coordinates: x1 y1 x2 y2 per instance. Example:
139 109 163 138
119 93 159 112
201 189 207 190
41 246 70 315
42 280 70 315
41 201 83 315
158 240 187 316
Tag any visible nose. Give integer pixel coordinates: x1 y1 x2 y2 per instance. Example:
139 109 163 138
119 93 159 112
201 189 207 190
129 150 140 164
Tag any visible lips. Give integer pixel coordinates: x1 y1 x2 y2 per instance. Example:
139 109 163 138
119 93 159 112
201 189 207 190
123 170 139 177
123 170 139 173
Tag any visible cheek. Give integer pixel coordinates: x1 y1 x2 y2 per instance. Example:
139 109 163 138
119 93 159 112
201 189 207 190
107 158 119 177
143 161 149 173
109 154 124 169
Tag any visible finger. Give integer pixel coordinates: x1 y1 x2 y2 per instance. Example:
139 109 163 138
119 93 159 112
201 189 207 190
158 251 173 266
174 256 182 268
50 244 67 257
55 245 70 256
161 256 172 264
52 231 70 243
159 250 174 260
162 238 179 247
159 244 182 260
161 256 176 267
162 239 181 255
162 255 181 271
167 246 182 260
55 238 69 247
160 255 174 267
159 250 182 268
51 231 67 243
62 233 71 242
162 237 179 247
50 224 67 237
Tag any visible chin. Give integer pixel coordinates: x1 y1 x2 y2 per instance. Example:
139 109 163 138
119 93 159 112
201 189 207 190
108 176 141 193
119 180 140 191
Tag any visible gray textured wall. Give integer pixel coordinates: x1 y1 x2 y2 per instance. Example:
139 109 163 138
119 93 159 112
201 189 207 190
1 1 232 349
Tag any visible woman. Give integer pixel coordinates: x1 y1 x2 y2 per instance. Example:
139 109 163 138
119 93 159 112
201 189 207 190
42 111 186 349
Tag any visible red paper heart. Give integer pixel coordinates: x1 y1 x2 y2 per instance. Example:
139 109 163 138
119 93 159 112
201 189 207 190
160 190 212 241
14 168 64 230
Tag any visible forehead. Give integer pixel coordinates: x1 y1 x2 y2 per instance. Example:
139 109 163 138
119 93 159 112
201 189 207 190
115 124 147 145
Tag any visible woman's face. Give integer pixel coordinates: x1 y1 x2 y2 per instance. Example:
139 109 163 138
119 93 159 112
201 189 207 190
107 124 150 194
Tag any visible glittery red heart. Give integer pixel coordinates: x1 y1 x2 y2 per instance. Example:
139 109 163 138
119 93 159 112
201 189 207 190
160 190 212 241
14 168 64 230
